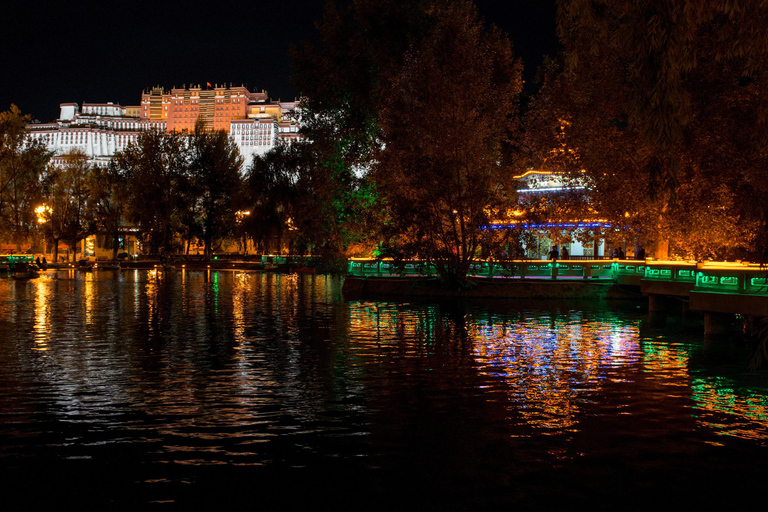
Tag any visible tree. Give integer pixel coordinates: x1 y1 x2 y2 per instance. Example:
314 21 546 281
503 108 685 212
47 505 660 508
551 0 768 259
113 130 189 258
189 122 244 260
292 1 523 275
373 2 522 284
90 162 129 261
0 105 51 250
246 142 301 254
289 0 442 263
291 0 439 167
246 140 380 261
41 150 95 262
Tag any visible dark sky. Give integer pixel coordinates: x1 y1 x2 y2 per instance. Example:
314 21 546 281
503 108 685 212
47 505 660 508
1 0 558 122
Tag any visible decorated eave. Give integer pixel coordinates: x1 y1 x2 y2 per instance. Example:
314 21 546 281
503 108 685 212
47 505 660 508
489 221 613 230
514 169 587 194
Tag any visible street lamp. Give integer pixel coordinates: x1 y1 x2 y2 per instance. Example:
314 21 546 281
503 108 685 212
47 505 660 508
35 204 52 224
35 204 52 261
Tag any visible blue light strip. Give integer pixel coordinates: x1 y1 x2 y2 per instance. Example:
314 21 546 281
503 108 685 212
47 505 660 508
517 186 587 193
489 222 613 229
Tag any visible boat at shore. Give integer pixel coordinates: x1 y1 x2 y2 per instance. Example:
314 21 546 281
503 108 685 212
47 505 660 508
95 262 121 270
11 261 39 279
0 255 39 279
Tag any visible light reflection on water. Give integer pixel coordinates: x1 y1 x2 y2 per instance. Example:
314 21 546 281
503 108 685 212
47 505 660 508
1 270 767 507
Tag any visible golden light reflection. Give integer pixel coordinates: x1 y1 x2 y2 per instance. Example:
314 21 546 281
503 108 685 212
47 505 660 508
132 269 141 317
471 316 643 432
32 279 51 352
691 378 768 441
232 272 249 347
84 272 95 327
639 342 690 380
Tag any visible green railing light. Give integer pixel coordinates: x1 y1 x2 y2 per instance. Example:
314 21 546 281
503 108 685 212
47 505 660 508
347 259 765 296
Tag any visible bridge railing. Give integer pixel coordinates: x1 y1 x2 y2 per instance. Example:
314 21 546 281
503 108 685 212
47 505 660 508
347 258 768 297
348 258 636 280
643 261 698 283
693 263 768 295
640 261 768 297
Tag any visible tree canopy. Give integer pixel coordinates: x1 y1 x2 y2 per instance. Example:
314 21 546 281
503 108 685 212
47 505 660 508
292 0 524 280
374 1 523 283
520 0 768 259
189 123 244 259
112 130 191 258
0 105 51 249
40 150 94 261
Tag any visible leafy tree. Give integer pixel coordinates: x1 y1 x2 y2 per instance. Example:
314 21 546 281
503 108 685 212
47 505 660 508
90 162 129 261
0 105 51 250
294 140 381 261
40 170 67 263
189 122 243 260
291 0 438 167
113 130 190 259
521 2 768 259
292 0 523 276
290 0 445 263
40 150 95 262
246 142 301 254
372 1 522 284
246 140 380 262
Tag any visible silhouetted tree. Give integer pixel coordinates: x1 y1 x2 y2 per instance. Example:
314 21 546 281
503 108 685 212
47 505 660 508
91 162 129 261
372 2 523 284
246 142 300 254
292 0 522 275
41 150 95 262
551 0 768 259
290 0 446 263
113 130 190 258
0 105 51 250
189 122 243 260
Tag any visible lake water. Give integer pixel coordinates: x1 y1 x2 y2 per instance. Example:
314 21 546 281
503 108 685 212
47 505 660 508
1 270 767 509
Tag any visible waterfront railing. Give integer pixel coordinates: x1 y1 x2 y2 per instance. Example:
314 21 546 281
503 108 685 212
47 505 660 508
347 258 768 297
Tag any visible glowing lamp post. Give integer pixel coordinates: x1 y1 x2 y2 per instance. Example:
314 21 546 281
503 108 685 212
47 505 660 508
35 204 52 224
235 210 251 224
35 205 52 257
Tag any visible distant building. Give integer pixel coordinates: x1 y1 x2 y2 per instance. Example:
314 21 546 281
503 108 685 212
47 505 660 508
140 84 301 161
27 102 165 167
27 84 302 166
490 169 610 259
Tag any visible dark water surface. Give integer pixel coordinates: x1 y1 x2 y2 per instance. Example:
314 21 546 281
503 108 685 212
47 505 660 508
1 270 767 509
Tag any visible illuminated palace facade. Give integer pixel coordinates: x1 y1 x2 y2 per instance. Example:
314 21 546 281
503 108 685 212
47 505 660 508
27 84 301 167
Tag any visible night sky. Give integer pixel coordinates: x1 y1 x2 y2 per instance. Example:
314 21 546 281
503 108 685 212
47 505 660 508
1 0 558 122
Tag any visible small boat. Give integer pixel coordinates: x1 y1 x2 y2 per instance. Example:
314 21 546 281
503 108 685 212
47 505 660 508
77 259 94 272
11 261 39 279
